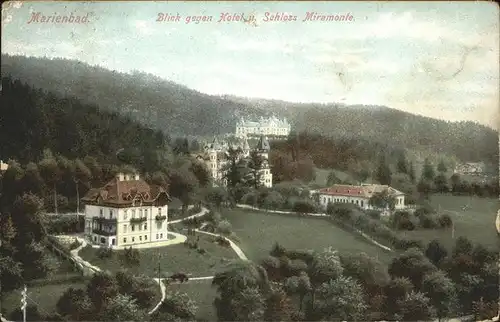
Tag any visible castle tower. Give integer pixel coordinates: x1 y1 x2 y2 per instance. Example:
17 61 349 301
256 135 270 160
255 135 272 187
242 137 250 157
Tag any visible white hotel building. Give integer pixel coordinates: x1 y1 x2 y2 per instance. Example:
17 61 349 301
235 116 291 138
316 184 406 211
81 173 171 248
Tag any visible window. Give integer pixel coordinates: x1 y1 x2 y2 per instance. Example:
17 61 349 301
160 233 163 239
132 237 135 242
132 210 136 218
123 224 127 233
132 225 135 232
156 233 159 239
139 224 142 231
112 238 115 246
158 208 162 216
144 223 147 230
145 235 147 240
99 208 103 216
361 201 364 207
145 209 148 217
124 210 128 220
123 238 127 243
139 236 142 241
109 210 113 219
140 209 143 217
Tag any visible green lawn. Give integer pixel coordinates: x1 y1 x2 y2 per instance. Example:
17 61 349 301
79 233 239 278
222 208 394 265
1 260 88 318
168 279 218 321
396 194 500 251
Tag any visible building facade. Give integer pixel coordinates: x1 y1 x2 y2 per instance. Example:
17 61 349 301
235 116 291 138
196 135 273 188
316 184 405 212
81 173 171 248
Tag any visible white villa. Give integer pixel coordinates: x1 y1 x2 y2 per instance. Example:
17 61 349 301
81 172 171 248
195 135 273 188
235 116 291 138
316 184 406 211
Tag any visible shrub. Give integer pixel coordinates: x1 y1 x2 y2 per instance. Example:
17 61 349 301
393 238 424 251
285 249 315 265
216 220 232 236
270 242 287 257
122 247 140 266
241 191 258 206
419 213 439 229
438 214 453 228
292 199 317 214
97 246 113 259
366 210 381 220
287 259 308 276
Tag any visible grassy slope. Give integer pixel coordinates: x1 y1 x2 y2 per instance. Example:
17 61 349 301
79 234 238 277
396 194 499 251
1 261 88 317
222 208 394 265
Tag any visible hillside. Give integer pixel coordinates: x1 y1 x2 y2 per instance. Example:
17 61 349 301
0 76 168 168
1 54 498 165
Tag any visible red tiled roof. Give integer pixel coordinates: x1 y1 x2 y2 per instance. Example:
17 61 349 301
318 184 404 198
82 176 170 206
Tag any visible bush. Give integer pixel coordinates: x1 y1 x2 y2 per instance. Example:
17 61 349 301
241 191 258 206
97 246 113 259
285 249 315 265
366 210 381 220
393 238 424 251
270 242 287 257
438 214 453 228
292 199 317 214
419 213 439 229
122 247 140 266
216 220 232 236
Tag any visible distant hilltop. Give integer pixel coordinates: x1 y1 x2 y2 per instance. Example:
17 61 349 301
236 115 291 138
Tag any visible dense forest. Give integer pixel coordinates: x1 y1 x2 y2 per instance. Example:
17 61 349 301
2 54 497 165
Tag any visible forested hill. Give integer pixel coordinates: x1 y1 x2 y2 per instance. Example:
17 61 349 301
1 54 497 164
0 76 168 167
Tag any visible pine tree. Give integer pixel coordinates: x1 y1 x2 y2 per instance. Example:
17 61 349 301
375 155 392 185
397 152 409 175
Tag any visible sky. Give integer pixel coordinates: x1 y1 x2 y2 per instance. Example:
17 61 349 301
2 1 499 129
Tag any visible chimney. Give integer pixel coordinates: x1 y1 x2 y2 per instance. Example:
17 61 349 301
117 173 124 181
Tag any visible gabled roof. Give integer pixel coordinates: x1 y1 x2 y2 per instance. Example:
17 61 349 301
81 175 171 207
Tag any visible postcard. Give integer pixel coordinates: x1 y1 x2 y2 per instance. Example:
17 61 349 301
1 1 499 322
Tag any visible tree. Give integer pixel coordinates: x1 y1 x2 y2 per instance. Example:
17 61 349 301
0 214 17 243
388 248 437 289
101 294 148 322
151 291 197 321
189 160 211 187
86 272 119 314
422 270 457 320
397 151 409 174
340 252 390 296
229 287 266 321
247 150 264 189
56 287 93 321
425 240 448 266
221 147 246 188
375 155 392 185
264 286 295 321
326 171 342 186
408 162 416 183
421 158 436 182
212 260 269 321
397 291 437 321
452 236 473 258
314 276 368 321
284 272 312 312
38 153 62 214
204 186 228 208
307 247 343 310
0 255 23 294
437 160 447 173
73 159 92 214
168 167 198 212
369 189 396 211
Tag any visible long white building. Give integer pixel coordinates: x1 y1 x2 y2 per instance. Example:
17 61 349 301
235 116 291 138
81 172 171 248
316 184 405 211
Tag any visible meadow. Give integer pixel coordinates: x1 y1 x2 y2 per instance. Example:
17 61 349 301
79 233 239 278
222 208 394 265
396 194 499 251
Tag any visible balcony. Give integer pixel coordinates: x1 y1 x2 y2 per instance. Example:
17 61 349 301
155 215 167 221
130 217 148 224
92 229 115 236
93 216 115 224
